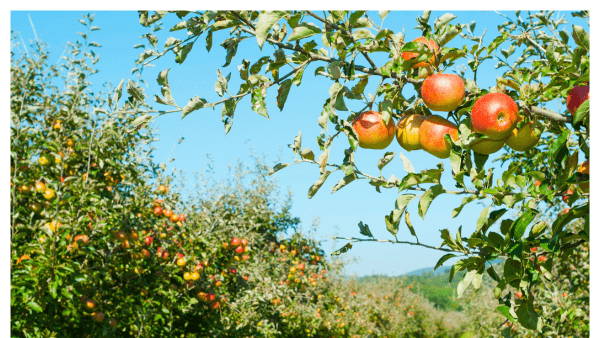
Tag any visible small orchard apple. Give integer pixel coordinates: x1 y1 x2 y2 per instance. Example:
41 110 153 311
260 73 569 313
352 111 396 150
170 214 179 223
184 272 192 281
471 93 519 140
562 292 568 298
235 246 244 254
35 182 46 193
505 121 541 151
115 231 127 243
178 214 186 222
177 258 186 267
563 189 574 202
535 181 541 187
128 231 139 241
421 74 465 111
242 255 250 261
91 312 105 323
470 138 505 155
516 291 523 299
43 188 56 200
28 202 42 214
241 238 248 246
153 206 162 216
176 253 184 260
39 154 53 166
290 250 297 256
84 299 97 311
396 114 425 151
162 209 173 218
418 115 459 159
231 238 241 246
577 161 589 193
108 318 117 328
298 263 305 270
141 249 151 259
566 85 589 114
191 271 200 281
19 184 33 195
229 268 237 274
243 275 249 281
144 236 153 246
161 251 169 260
195 263 205 271
157 184 168 195
538 255 547 263
74 234 89 246
401 36 439 68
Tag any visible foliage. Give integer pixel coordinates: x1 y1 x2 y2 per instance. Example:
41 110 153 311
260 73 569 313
127 10 590 337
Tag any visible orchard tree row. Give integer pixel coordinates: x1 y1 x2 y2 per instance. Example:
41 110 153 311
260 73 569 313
128 10 590 335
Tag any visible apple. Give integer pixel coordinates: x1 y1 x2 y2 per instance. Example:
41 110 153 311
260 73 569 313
229 268 237 274
43 188 56 200
108 318 118 328
505 121 541 151
401 36 439 68
115 231 127 243
170 214 179 223
421 74 465 111
297 263 305 270
35 182 46 193
396 114 425 151
157 184 168 195
471 93 519 140
577 161 589 193
538 255 547 263
178 214 186 222
241 238 248 246
163 209 173 218
566 85 589 114
191 271 200 281
242 255 250 261
562 292 568 298
352 111 396 150
74 234 89 246
128 231 139 241
470 138 505 155
231 238 241 246
195 263 205 271
177 258 186 267
141 249 151 259
235 246 244 254
535 181 541 187
563 189 574 202
19 184 33 195
183 272 191 281
39 154 53 166
153 206 162 216
418 115 459 159
91 312 105 323
516 291 523 299
84 299 97 311
144 236 153 246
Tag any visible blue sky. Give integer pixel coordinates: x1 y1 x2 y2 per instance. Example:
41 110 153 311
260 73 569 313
10 10 588 276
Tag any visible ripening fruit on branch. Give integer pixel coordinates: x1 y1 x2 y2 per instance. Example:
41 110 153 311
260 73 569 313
35 182 46 193
241 238 248 246
115 231 127 243
157 184 168 195
162 209 173 218
577 161 589 193
39 154 54 166
471 93 519 140
505 121 541 151
396 114 425 151
235 246 244 254
91 312 105 323
401 36 439 68
566 85 589 114
421 74 465 112
43 188 56 200
177 258 186 267
153 206 162 216
418 115 459 159
108 318 118 328
184 272 192 281
352 111 396 150
170 214 179 223
231 238 241 246
516 291 523 299
191 271 200 281
144 236 153 246
470 138 505 155
83 299 97 311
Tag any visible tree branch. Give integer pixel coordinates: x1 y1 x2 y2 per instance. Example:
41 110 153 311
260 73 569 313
332 236 471 254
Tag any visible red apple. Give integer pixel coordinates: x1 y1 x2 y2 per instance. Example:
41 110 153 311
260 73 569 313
471 93 519 140
566 85 589 114
421 74 465 112
418 115 459 159
401 36 439 68
352 111 396 150
231 238 241 246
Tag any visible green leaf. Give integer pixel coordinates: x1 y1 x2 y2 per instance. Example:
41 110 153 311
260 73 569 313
513 210 537 239
182 96 209 119
378 10 390 20
496 305 516 322
331 173 358 193
524 171 545 181
293 67 305 86
308 171 332 199
268 163 290 175
385 210 401 236
503 258 522 283
476 206 491 232
452 195 477 218
377 152 395 171
398 152 415 173
571 25 589 51
129 114 153 132
352 28 375 40
214 70 229 97
276 79 293 111
434 13 457 32
457 269 477 298
358 221 373 238
331 242 353 256
418 184 444 219
288 23 322 42
395 194 418 217
251 87 269 119
516 297 540 330
434 253 456 271
174 42 194 64
438 24 461 47
27 301 43 313
255 11 288 49
401 211 416 240
549 130 570 163
572 99 589 125
448 259 467 283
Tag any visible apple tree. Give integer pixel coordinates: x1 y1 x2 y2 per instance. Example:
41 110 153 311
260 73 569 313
129 10 590 335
